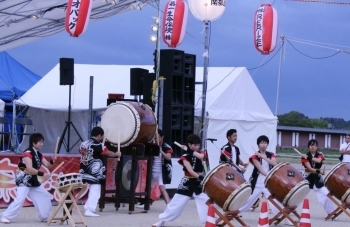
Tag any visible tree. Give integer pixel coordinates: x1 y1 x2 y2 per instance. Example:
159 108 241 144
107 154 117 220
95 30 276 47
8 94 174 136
278 111 328 128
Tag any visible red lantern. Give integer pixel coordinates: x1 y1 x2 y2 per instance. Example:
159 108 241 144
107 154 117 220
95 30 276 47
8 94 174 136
65 0 92 37
254 4 278 54
162 0 188 48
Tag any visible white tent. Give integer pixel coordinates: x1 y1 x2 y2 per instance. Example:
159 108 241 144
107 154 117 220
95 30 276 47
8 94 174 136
16 64 277 185
194 67 277 181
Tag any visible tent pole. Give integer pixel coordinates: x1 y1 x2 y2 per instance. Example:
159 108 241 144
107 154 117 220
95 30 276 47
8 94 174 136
200 21 210 149
11 101 16 151
88 76 93 138
275 36 285 116
154 0 162 130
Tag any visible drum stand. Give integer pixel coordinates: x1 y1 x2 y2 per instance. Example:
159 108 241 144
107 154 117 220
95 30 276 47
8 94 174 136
267 195 300 227
206 199 248 227
325 193 350 220
47 183 88 227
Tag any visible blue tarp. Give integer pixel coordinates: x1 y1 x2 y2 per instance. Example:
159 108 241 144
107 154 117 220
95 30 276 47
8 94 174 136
0 52 41 101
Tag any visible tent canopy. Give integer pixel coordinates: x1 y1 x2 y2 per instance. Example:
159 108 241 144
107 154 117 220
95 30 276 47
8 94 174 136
0 52 41 102
0 0 154 52
195 67 277 121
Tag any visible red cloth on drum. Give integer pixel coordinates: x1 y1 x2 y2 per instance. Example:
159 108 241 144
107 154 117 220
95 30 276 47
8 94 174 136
151 181 161 201
101 146 108 155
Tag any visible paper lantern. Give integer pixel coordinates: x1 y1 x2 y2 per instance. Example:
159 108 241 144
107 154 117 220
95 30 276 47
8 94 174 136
254 4 278 54
65 0 92 37
188 0 226 22
162 0 188 48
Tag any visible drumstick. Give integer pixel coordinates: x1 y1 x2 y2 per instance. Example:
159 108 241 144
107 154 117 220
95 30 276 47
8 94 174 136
41 161 65 183
174 141 187 151
50 161 65 176
117 130 121 161
221 150 242 172
54 137 60 155
293 148 302 156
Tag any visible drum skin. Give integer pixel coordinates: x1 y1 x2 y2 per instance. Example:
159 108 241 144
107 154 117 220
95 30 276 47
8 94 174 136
265 162 308 206
324 162 350 202
101 101 157 147
203 164 248 210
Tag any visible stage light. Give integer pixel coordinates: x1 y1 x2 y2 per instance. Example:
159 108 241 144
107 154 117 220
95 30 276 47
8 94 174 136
150 34 157 42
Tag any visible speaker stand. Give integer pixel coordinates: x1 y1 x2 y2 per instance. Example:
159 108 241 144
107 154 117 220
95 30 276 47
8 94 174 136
57 85 83 153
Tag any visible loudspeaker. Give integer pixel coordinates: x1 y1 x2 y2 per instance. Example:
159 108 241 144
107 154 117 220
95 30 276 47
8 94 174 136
59 58 74 85
130 68 149 96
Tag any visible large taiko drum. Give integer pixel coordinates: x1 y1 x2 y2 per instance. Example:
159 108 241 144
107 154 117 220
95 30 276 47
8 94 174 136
202 164 251 211
265 162 310 207
101 101 157 147
324 162 350 203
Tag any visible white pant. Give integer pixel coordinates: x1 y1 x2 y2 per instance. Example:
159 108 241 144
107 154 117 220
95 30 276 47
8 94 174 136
84 184 101 212
2 185 52 221
239 184 281 214
152 171 163 187
159 193 209 224
311 185 335 214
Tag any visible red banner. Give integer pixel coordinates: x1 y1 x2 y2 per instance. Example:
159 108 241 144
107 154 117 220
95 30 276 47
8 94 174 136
0 154 149 208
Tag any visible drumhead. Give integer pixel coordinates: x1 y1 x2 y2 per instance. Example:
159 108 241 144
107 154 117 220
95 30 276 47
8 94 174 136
202 164 229 193
324 162 345 185
282 180 310 207
223 182 252 211
101 102 141 146
265 162 288 187
341 188 350 203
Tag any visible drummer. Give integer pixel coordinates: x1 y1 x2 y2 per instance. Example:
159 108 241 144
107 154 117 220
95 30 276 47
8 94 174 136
152 134 209 227
239 135 293 225
300 139 335 215
79 126 121 217
339 133 350 162
220 129 249 174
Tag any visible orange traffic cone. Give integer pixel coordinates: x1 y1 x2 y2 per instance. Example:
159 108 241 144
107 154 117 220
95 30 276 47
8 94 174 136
299 198 311 227
205 204 215 227
258 200 269 227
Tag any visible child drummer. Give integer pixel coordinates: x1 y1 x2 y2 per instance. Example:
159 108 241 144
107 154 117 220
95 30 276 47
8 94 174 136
220 129 249 175
239 135 293 225
152 134 209 227
300 139 335 215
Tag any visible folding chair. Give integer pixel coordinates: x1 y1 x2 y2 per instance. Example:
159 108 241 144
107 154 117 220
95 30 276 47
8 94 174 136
15 118 35 146
0 117 12 151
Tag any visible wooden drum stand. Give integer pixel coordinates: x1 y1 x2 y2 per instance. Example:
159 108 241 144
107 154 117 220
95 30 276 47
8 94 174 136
325 192 350 220
47 183 88 227
267 195 300 227
206 199 248 227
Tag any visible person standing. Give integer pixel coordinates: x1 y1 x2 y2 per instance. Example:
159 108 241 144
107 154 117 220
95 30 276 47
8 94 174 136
339 133 350 162
220 129 248 174
300 139 335 215
1 133 57 224
152 134 208 227
137 129 173 208
239 135 294 225
79 126 121 217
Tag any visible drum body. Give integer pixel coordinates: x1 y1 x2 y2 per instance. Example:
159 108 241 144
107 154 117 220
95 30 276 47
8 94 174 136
324 162 350 203
202 164 251 211
101 101 157 147
57 173 83 192
265 162 310 207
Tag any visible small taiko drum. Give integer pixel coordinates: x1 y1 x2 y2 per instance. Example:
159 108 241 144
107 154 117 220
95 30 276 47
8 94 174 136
265 162 310 207
202 164 251 211
57 173 83 192
101 101 157 147
324 162 350 203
